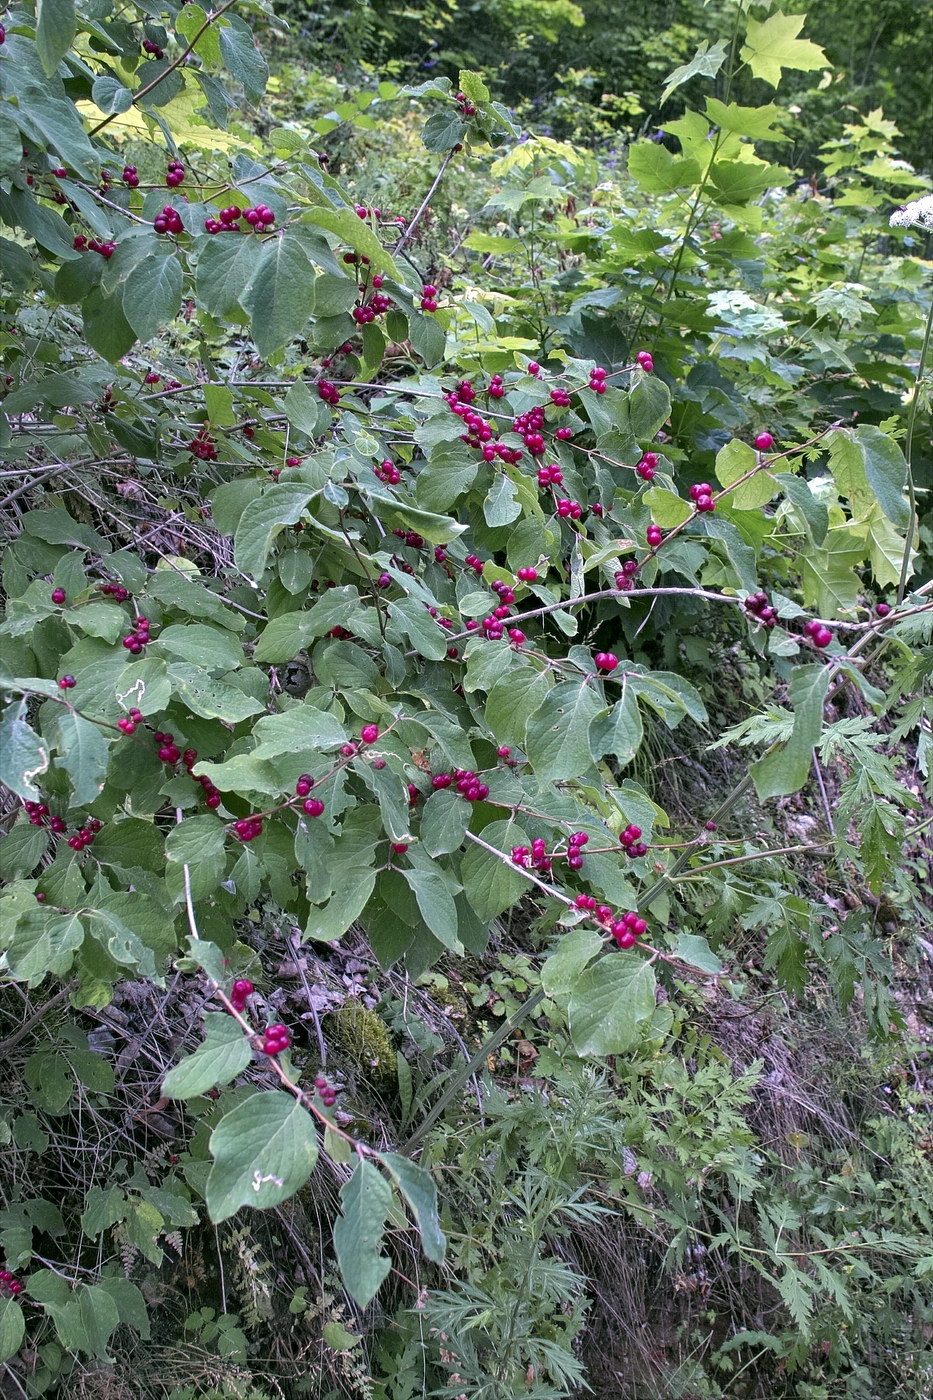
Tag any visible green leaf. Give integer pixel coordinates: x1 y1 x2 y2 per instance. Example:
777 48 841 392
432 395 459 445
91 75 134 115
828 426 910 531
333 1159 393 1308
660 39 729 105
644 487 692 528
206 1090 319 1222
525 679 605 783
36 0 75 76
0 699 49 799
421 110 468 153
218 18 269 103
157 624 244 671
165 816 227 866
401 867 460 950
568 952 657 1056
705 98 785 140
750 664 830 800
49 709 109 806
590 682 644 767
301 207 399 279
233 484 318 582
168 665 265 722
460 821 529 923
284 380 330 437
628 143 700 194
241 233 315 358
82 285 136 362
388 595 449 660
715 438 775 509
380 1153 446 1263
250 704 347 758
628 375 671 440
122 251 183 344
163 1014 252 1100
673 933 723 974
484 473 522 527
409 312 446 368
540 927 604 999
740 11 826 88
195 232 259 317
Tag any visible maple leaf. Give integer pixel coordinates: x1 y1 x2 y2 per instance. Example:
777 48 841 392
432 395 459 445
741 11 827 88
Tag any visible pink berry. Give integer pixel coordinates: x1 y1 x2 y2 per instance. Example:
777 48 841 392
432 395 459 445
754 432 774 451
58 675 76 689
876 602 891 617
303 798 325 817
594 652 618 673
646 524 663 547
296 775 312 797
517 567 537 583
51 587 66 604
360 723 379 744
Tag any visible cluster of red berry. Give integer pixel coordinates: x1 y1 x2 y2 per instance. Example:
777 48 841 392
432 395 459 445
454 90 477 117
375 458 401 484
261 1022 290 1056
0 1271 23 1297
122 164 140 187
165 159 185 188
689 482 716 514
420 282 438 311
588 365 607 394
636 350 654 372
122 614 152 654
744 591 778 630
117 706 144 735
142 37 165 59
573 896 648 948
636 451 657 481
153 205 183 235
353 289 392 324
804 618 833 649
58 674 76 690
230 978 254 1011
314 1075 337 1107
187 427 217 460
317 380 341 405
619 823 648 858
71 235 116 257
67 817 102 852
100 580 131 602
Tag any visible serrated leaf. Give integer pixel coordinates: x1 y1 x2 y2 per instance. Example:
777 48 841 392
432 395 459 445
740 11 826 88
333 1159 393 1308
660 39 729 105
163 1014 252 1099
206 1090 319 1222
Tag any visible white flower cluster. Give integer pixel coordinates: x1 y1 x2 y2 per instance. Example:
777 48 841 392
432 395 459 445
889 194 933 230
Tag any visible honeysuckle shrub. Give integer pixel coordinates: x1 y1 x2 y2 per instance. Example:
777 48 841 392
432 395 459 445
0 0 931 1385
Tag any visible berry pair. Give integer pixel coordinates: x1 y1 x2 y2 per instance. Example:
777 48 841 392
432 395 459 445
261 1022 290 1056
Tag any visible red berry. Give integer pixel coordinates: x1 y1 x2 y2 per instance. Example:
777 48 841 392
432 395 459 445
646 525 663 547
497 746 511 758
517 567 537 583
754 432 774 451
303 798 325 817
58 675 76 689
296 775 312 797
360 723 379 744
594 652 618 673
51 587 66 604
876 602 891 617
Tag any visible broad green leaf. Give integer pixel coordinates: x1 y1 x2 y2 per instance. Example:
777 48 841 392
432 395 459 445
168 665 265 722
750 664 830 800
525 679 605 783
250 704 347 758
740 11 826 88
628 143 701 194
705 98 785 140
409 311 446 367
36 0 76 76
195 232 259 317
4 910 83 985
388 595 449 660
460 821 529 923
419 787 470 856
380 1153 446 1263
590 682 643 766
568 952 657 1056
284 380 330 437
206 1090 319 1222
49 709 109 805
233 484 319 582
0 699 49 799
540 927 604 999
165 816 227 866
644 487 692 528
715 438 776 509
401 867 460 950
163 1014 252 1099
157 624 244 671
828 426 910 531
218 18 269 103
628 375 671 440
673 933 723 974
301 207 399 278
333 1159 393 1308
122 251 183 343
241 233 316 358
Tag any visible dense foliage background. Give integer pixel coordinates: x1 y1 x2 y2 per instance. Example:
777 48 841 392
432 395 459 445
1 1 932 1397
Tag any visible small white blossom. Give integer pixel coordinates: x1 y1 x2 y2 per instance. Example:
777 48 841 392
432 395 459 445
889 194 933 230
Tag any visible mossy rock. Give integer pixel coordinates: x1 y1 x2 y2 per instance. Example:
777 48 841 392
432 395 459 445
329 999 396 1081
